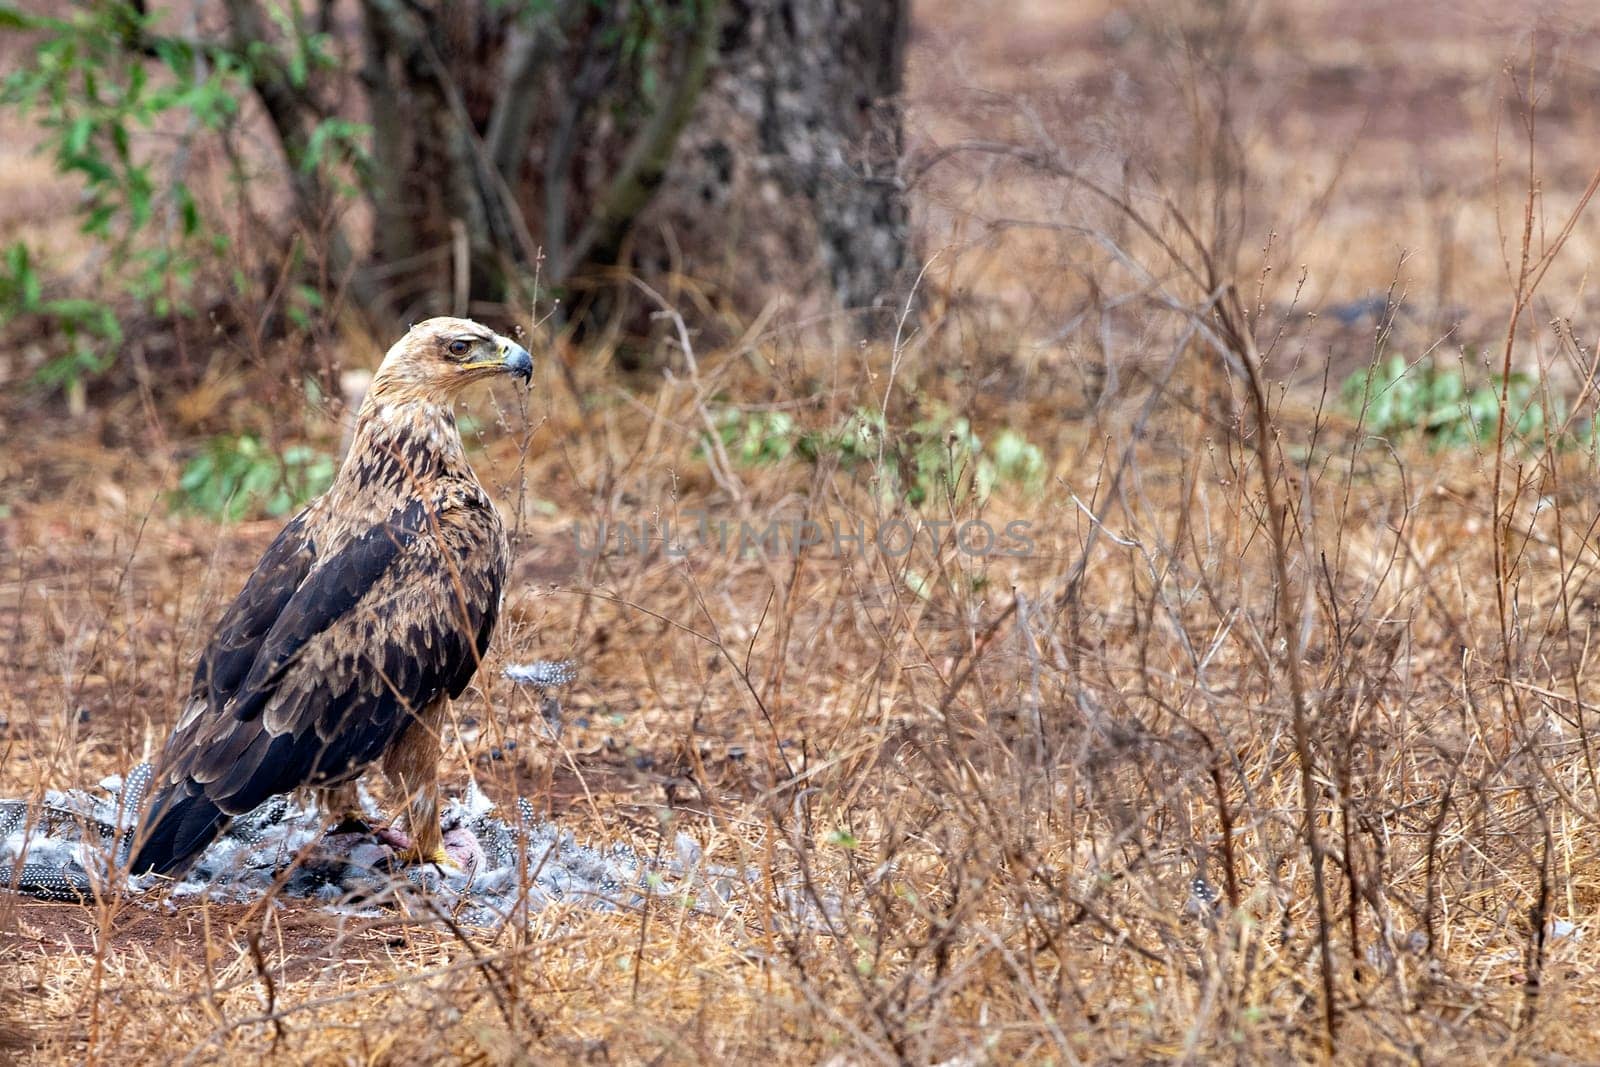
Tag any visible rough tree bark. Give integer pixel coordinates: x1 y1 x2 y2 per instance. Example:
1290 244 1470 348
617 0 914 332
730 0 912 315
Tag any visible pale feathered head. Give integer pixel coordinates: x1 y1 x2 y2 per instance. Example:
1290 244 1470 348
368 317 532 403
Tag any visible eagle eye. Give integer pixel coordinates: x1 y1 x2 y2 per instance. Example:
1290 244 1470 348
448 339 471 357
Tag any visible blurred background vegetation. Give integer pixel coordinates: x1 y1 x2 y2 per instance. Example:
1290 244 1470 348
0 0 911 352
5 0 1598 516
0 0 914 517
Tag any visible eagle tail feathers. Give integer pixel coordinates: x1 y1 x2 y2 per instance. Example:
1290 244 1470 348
129 784 229 877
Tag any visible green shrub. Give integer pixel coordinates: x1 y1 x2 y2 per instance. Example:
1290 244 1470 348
1341 354 1558 448
0 2 364 396
174 434 334 522
0 3 250 393
707 405 1047 508
708 408 798 467
0 242 123 391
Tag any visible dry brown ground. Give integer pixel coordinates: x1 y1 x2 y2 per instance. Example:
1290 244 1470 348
7 1 1600 1063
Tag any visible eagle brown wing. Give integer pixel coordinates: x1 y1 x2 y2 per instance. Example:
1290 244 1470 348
132 494 504 876
194 508 318 713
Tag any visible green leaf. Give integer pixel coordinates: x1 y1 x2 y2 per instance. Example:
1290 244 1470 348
0 4 63 31
64 153 115 184
175 435 335 521
63 114 91 154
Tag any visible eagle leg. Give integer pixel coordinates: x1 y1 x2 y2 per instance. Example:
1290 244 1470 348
382 696 452 869
315 782 369 834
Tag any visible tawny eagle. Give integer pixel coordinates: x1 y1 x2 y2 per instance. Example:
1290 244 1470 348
131 318 531 876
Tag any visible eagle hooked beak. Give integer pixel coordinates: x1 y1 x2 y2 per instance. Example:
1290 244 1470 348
464 334 532 384
497 335 533 384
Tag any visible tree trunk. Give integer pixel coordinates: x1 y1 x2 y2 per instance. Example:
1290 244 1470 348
619 0 914 335
745 0 912 316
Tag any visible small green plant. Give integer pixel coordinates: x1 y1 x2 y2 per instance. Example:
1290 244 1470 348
174 434 335 522
989 427 1048 491
1342 354 1558 448
707 405 1048 507
814 407 1047 507
708 407 798 466
0 242 124 391
895 413 988 507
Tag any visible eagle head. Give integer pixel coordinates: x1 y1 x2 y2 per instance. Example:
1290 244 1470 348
368 317 533 402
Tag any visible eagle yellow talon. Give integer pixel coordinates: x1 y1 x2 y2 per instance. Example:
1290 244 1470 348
393 844 461 873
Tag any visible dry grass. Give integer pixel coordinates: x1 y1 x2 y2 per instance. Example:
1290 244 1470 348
9 1 1600 1063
